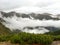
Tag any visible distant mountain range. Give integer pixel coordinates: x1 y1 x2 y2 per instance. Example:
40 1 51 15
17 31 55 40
0 11 60 34
1 11 60 20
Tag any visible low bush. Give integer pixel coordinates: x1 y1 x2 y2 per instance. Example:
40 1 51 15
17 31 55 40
11 35 24 44
0 35 7 42
10 33 53 45
54 35 60 41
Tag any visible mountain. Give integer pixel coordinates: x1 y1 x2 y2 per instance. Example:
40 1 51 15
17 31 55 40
44 26 60 32
0 11 60 20
29 13 59 20
0 11 60 34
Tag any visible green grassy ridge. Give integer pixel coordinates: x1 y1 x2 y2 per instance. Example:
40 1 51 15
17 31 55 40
0 22 11 35
45 30 60 35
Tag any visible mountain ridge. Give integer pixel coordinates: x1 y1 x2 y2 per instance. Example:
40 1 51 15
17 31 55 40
0 11 60 34
0 11 60 20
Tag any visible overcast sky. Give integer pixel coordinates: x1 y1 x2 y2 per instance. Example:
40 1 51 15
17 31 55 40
0 0 60 14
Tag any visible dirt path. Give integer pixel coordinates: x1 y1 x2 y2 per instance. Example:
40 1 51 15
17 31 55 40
51 41 60 45
0 41 60 45
0 42 19 45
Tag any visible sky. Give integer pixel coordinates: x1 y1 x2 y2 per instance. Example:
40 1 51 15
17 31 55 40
1 0 60 34
0 0 60 14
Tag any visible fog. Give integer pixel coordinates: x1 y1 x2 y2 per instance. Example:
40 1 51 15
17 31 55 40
0 13 60 34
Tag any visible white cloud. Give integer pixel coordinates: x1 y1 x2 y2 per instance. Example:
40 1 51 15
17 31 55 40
1 15 60 34
2 15 60 30
0 0 60 14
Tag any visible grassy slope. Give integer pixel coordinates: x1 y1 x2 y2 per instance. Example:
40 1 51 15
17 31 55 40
0 22 11 35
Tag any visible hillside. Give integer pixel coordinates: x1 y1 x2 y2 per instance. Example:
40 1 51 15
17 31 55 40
0 22 11 35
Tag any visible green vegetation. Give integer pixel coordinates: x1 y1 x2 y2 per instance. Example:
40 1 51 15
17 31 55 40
53 35 60 41
0 22 60 45
0 31 60 45
0 33 53 45
45 30 60 35
11 33 54 45
0 22 11 35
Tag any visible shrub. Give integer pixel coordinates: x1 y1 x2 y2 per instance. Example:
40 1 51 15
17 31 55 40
10 34 24 44
0 32 54 45
10 33 53 45
0 35 7 42
54 35 60 41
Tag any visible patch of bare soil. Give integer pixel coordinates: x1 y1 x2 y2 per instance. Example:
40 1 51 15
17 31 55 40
0 41 19 45
0 42 44 45
0 41 60 45
51 41 60 45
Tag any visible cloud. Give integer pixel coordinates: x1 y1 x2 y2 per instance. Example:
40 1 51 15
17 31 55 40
0 0 60 14
1 0 60 34
1 15 60 30
0 0 57 10
0 15 60 34
0 12 60 34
